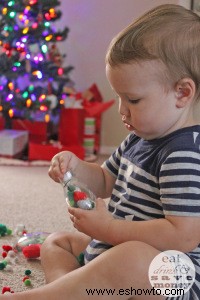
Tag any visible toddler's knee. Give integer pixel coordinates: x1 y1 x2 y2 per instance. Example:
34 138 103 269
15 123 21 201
41 231 72 253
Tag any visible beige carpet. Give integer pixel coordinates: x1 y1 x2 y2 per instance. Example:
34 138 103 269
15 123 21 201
0 155 108 294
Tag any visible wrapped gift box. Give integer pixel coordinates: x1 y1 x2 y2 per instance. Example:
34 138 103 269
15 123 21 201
28 142 85 161
0 129 28 158
0 116 5 130
59 108 84 146
12 119 48 143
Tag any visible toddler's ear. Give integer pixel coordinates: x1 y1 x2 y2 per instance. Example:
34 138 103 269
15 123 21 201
175 78 196 108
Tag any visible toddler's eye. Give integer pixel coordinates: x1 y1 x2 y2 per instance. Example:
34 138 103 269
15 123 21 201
128 99 140 104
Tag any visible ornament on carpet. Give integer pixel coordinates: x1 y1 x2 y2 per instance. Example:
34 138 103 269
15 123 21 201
0 224 49 259
14 232 50 259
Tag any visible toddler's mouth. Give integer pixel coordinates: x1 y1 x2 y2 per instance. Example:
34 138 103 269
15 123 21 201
122 117 134 131
125 122 134 131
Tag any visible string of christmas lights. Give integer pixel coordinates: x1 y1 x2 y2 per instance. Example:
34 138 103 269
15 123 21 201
0 0 73 127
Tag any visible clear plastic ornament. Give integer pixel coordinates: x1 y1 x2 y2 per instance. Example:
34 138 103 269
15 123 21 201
60 171 96 210
14 232 50 252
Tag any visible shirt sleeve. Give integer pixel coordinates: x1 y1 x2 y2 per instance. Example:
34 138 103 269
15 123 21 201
159 150 200 216
102 134 132 178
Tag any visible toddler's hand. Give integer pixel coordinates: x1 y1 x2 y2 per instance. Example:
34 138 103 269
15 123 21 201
68 198 114 242
48 151 79 182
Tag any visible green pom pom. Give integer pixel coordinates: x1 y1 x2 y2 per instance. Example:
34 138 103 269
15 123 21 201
77 252 85 266
2 260 8 267
25 269 32 276
0 262 6 270
67 190 76 207
6 228 12 235
0 224 7 236
24 279 31 286
0 224 12 236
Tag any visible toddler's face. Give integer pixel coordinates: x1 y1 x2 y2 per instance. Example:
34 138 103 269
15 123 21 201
106 60 184 140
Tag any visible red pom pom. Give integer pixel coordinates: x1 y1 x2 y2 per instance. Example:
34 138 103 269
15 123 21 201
2 286 11 294
22 276 29 282
2 245 13 252
22 244 41 259
73 191 87 201
2 251 7 258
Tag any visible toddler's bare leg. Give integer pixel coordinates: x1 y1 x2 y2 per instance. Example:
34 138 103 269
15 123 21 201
0 241 165 300
40 231 91 282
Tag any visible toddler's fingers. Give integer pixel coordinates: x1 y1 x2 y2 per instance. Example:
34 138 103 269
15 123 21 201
48 158 64 182
69 213 74 223
68 206 83 219
68 206 76 217
58 155 68 174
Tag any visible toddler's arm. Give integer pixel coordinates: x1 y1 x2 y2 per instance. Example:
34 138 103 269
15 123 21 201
48 151 115 198
105 214 200 253
69 202 200 253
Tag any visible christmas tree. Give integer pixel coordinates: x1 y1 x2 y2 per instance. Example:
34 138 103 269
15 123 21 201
0 0 73 128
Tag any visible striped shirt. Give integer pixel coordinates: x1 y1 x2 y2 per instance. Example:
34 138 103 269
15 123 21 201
84 126 200 299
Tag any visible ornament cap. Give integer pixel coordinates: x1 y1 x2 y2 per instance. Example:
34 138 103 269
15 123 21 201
63 171 72 185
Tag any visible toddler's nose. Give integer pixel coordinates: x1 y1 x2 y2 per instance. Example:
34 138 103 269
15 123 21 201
118 101 130 118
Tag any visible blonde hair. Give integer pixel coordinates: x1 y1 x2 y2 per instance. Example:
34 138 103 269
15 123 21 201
106 4 200 99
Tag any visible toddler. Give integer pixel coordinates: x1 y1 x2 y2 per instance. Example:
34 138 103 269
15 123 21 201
1 4 200 300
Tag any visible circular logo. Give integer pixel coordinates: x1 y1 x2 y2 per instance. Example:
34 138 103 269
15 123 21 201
148 250 195 297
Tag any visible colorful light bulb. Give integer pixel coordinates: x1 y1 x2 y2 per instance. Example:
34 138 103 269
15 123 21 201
45 114 50 122
8 109 14 118
26 99 32 107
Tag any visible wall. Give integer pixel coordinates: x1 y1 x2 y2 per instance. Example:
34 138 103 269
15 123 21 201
56 0 198 153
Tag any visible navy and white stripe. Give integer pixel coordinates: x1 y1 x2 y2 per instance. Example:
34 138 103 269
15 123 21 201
84 126 200 299
84 240 112 264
